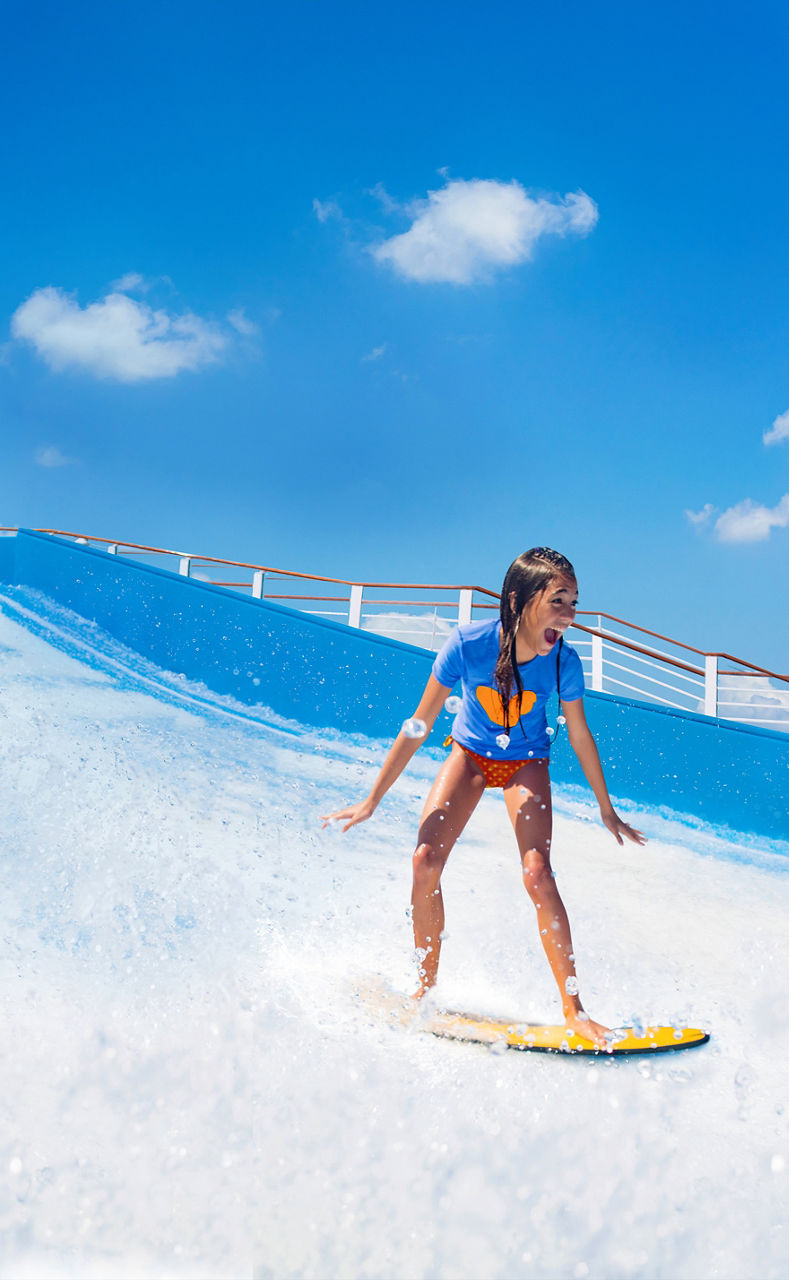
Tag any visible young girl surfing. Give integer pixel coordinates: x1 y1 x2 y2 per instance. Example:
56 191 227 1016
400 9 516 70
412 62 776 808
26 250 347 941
323 547 646 1044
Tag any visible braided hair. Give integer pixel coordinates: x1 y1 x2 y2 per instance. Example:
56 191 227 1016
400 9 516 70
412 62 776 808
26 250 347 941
493 547 576 735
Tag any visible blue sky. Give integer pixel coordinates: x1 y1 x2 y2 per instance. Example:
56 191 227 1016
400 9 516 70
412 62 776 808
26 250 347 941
1 0 788 670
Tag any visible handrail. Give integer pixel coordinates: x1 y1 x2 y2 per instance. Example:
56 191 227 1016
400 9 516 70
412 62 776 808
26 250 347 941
579 608 786 677
1 526 786 691
211 592 474 607
0 528 499 596
569 621 705 678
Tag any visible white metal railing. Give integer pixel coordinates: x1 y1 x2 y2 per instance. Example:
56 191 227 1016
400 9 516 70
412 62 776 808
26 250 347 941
3 528 788 734
571 615 789 732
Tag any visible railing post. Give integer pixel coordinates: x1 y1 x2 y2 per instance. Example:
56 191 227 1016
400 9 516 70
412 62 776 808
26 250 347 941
458 588 473 625
179 556 191 577
106 544 117 555
251 570 265 599
591 631 603 691
349 584 363 628
704 655 718 717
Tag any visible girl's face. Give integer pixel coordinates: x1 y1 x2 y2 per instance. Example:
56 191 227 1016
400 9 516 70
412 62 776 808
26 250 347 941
515 574 578 658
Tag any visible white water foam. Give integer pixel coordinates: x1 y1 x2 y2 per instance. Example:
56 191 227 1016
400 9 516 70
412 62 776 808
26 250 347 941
0 588 787 1280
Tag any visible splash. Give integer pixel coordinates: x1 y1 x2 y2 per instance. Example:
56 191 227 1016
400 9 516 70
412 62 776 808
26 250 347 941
0 587 787 1280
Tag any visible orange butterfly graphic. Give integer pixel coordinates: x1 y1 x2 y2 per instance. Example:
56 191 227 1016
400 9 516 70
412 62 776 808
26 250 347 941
475 685 537 726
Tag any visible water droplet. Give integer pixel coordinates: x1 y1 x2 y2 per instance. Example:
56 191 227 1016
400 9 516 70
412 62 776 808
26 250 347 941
402 718 427 739
496 733 510 749
444 696 463 714
565 977 579 995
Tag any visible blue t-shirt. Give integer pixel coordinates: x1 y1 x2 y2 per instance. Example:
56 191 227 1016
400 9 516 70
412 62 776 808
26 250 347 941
432 618 584 758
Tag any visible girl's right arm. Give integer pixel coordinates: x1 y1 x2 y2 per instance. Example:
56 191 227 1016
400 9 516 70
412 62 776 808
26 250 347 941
321 675 451 831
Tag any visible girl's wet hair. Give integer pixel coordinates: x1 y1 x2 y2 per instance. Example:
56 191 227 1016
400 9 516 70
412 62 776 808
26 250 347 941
494 547 576 733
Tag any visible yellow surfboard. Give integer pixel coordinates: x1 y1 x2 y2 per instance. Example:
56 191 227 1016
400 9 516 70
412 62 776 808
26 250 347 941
427 1010 709 1055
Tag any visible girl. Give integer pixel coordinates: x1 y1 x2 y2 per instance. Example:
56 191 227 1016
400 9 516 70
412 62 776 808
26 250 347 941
323 547 645 1044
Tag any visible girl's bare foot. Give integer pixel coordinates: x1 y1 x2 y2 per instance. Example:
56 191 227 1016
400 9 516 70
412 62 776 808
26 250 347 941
410 975 436 1001
565 1011 612 1048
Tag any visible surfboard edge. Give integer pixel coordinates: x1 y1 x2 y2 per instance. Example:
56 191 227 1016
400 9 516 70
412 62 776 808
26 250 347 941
425 1012 711 1056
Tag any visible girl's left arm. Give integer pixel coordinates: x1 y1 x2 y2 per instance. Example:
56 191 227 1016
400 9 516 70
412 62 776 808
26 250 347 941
561 698 647 846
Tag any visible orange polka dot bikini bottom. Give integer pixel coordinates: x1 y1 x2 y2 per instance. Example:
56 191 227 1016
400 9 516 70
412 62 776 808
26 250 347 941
447 738 548 789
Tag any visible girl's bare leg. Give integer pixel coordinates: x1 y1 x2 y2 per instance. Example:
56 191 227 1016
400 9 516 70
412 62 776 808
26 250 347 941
411 746 486 995
503 763 610 1044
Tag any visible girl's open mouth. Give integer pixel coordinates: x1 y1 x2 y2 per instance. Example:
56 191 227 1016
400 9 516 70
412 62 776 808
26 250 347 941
544 628 560 647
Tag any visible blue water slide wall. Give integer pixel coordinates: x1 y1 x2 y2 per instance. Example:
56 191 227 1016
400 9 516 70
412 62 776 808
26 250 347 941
2 530 787 842
0 536 15 584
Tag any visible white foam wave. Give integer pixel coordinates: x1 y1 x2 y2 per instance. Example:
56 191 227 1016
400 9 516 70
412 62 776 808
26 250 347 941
0 591 787 1279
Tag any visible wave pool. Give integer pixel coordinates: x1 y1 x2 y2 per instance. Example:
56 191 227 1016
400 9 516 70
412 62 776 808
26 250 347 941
0 586 787 1280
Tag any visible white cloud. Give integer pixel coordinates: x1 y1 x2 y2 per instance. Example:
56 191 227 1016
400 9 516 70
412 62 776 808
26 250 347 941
367 183 402 215
371 178 599 284
362 343 387 362
34 445 73 467
688 407 789 545
714 494 789 543
685 503 716 526
111 272 148 294
11 285 227 382
227 307 260 337
763 409 789 446
313 198 343 224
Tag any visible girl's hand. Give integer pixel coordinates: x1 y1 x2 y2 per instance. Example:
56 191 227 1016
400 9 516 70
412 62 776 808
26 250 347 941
321 798 377 832
601 808 647 846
